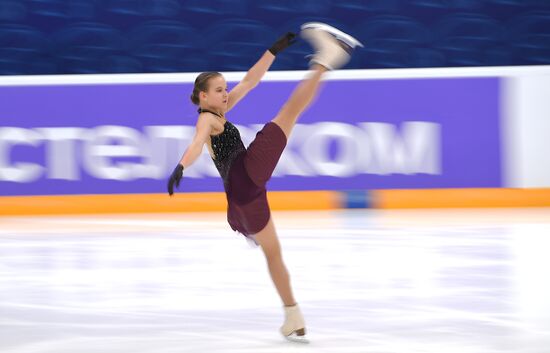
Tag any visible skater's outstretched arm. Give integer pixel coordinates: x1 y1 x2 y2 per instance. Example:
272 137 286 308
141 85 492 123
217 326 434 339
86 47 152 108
178 116 213 168
227 32 296 112
167 115 214 195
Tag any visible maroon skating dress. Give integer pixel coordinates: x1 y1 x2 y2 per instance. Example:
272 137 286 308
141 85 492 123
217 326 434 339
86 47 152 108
208 111 287 237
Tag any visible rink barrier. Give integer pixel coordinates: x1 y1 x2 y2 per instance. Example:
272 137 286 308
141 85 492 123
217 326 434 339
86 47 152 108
375 188 550 208
1 188 550 215
0 191 339 216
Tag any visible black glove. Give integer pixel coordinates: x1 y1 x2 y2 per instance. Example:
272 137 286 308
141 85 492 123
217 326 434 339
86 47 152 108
167 164 184 196
268 32 297 55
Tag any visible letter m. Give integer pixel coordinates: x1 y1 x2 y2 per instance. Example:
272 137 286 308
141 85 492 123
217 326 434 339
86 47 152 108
361 122 441 175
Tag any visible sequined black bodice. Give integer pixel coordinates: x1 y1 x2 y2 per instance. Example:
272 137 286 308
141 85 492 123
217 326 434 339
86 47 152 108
211 121 246 182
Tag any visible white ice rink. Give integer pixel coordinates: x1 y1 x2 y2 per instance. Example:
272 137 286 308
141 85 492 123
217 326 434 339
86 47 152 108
1 208 549 353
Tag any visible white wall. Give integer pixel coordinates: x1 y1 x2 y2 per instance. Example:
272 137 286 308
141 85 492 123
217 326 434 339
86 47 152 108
504 74 550 188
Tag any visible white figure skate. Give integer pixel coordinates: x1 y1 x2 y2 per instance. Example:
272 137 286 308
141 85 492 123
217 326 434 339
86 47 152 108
280 304 309 343
300 22 363 70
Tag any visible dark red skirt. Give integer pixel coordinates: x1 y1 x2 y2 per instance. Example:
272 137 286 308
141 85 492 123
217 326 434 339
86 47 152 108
225 122 287 236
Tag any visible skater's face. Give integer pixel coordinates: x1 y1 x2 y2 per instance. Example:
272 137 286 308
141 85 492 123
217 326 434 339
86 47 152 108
200 75 228 112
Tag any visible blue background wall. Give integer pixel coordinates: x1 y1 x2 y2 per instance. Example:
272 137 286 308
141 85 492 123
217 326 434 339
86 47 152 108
0 0 549 74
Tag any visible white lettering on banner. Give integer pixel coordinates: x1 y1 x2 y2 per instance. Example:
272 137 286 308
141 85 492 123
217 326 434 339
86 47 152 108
143 126 201 179
359 122 441 175
0 122 441 182
272 124 313 177
82 125 148 180
301 122 360 177
0 127 44 182
36 128 84 180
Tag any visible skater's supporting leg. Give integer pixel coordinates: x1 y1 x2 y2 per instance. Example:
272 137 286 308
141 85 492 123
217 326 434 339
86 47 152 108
254 217 306 338
254 217 295 306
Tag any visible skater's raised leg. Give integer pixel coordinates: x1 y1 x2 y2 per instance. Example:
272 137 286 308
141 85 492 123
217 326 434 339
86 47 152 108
272 22 362 139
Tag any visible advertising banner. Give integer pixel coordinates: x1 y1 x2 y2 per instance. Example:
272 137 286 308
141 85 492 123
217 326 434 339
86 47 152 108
0 77 501 195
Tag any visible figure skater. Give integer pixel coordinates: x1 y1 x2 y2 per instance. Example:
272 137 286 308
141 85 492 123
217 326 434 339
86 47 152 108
168 23 362 340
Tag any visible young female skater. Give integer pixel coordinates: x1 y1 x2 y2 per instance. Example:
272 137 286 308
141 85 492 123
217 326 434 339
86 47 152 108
167 23 362 340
